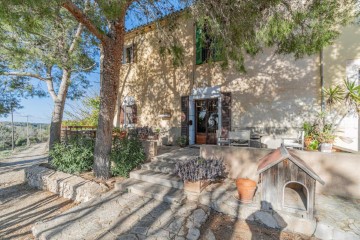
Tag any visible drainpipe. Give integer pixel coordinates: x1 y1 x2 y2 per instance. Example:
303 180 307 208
320 49 325 112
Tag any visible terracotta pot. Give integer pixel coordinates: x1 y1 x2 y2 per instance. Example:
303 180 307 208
304 137 312 148
236 178 257 204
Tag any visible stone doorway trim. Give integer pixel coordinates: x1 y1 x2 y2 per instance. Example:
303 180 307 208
189 86 222 145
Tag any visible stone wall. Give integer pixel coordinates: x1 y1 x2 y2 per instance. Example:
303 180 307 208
200 145 360 199
26 165 108 203
141 140 157 161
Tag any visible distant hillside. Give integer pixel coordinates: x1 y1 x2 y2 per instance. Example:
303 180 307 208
0 122 50 151
0 121 50 128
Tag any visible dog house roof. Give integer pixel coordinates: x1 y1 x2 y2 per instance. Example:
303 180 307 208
257 145 325 185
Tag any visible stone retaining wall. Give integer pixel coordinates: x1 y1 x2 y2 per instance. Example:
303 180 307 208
26 165 108 203
200 145 360 199
141 140 157 161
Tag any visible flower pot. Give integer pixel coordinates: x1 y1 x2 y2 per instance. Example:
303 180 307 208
184 180 210 193
320 143 333 153
236 178 257 204
304 137 312 149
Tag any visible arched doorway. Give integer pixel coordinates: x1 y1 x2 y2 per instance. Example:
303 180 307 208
283 182 308 211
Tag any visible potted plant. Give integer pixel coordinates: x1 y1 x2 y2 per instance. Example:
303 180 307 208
303 122 315 149
175 157 225 193
302 122 321 151
176 136 188 147
113 127 127 139
317 125 336 153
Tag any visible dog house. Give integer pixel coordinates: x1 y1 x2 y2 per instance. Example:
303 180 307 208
257 145 325 219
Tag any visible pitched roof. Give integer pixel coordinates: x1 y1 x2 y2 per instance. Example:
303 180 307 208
257 145 325 185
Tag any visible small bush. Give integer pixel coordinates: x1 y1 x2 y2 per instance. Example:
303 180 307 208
176 136 188 147
15 138 27 146
175 157 225 182
49 137 94 174
111 136 146 177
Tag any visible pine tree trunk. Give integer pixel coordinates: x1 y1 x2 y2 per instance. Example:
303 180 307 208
48 69 70 153
93 42 122 179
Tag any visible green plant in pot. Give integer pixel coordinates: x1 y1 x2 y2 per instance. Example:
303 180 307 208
317 124 336 153
176 136 188 147
303 122 315 149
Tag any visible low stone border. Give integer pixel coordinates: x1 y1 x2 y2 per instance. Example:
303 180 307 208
26 165 108 203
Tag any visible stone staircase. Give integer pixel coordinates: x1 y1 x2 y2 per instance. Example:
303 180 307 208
115 147 199 205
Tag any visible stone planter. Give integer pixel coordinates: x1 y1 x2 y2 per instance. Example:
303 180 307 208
184 180 210 193
320 143 333 153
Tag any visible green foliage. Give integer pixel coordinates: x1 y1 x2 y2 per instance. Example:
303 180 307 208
111 137 146 177
303 122 316 138
303 116 336 146
308 139 319 150
177 136 188 147
0 0 97 102
0 78 40 116
49 137 95 174
193 0 358 70
15 138 27 147
63 95 100 126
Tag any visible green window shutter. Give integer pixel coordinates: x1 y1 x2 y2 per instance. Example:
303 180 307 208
195 26 203 65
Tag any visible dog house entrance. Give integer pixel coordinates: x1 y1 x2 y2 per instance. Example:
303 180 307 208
283 182 308 211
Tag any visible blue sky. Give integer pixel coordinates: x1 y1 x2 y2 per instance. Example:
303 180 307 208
0 1 187 124
0 71 101 124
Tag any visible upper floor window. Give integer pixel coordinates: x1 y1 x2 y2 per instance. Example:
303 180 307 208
120 96 137 127
122 44 135 64
196 25 223 65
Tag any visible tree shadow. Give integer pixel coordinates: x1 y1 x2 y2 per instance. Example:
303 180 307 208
0 184 73 239
245 201 287 240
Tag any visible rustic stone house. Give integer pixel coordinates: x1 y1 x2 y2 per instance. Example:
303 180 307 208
113 12 360 151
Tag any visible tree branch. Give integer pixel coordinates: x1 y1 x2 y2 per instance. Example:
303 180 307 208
1 72 50 82
46 80 58 101
62 1 108 43
68 23 84 54
70 63 97 73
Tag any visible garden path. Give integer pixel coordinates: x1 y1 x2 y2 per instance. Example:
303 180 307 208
0 143 76 239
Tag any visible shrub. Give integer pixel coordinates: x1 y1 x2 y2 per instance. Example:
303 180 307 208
175 157 225 182
111 136 146 177
49 137 94 174
176 136 188 147
15 138 27 146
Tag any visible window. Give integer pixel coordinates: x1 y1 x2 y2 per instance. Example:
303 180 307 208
196 25 223 65
346 59 360 84
120 96 137 127
122 45 135 64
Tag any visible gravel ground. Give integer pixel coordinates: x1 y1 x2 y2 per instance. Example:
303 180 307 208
200 211 319 240
0 143 77 240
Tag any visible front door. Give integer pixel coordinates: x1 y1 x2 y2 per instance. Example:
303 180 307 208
195 99 218 144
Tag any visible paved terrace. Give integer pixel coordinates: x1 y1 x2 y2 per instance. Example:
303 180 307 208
31 146 360 240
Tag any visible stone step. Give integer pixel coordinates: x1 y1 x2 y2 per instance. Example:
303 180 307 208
152 147 199 162
141 161 177 174
115 179 186 205
130 170 184 189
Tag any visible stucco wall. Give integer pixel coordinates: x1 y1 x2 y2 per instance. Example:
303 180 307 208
322 24 360 151
200 145 360 199
114 15 359 150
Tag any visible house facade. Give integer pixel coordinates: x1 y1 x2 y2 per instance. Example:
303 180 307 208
114 14 360 151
